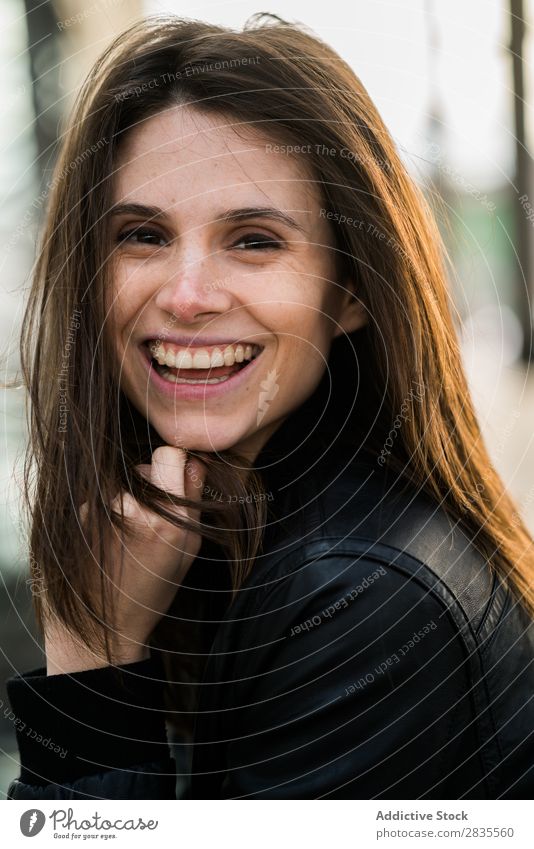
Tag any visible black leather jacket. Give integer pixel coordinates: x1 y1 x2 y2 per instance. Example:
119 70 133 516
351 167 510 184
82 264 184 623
5 337 534 800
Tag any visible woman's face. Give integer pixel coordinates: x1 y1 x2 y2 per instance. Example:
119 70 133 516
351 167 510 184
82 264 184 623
108 105 365 461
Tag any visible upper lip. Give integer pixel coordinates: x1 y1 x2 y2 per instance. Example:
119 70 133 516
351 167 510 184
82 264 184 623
142 334 265 349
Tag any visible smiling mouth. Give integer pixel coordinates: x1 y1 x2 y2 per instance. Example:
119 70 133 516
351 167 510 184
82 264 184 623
145 344 263 385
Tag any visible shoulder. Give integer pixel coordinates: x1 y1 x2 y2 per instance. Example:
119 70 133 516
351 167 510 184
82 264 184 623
252 453 495 633
220 471 477 693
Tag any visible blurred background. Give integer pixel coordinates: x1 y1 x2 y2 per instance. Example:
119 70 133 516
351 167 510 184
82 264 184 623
1 0 533 795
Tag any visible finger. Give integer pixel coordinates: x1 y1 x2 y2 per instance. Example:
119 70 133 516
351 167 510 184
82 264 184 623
149 445 188 498
135 463 152 482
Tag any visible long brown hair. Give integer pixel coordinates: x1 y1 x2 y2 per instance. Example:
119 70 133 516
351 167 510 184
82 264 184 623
15 14 534 695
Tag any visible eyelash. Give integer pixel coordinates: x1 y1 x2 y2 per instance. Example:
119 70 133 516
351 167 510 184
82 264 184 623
231 233 282 250
116 228 283 250
117 227 166 246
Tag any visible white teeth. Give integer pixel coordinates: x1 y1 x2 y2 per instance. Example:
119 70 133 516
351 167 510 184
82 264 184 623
174 350 192 369
150 341 258 369
223 346 235 366
159 372 231 385
211 347 225 367
192 350 211 369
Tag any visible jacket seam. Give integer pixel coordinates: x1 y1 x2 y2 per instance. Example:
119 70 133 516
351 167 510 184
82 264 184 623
477 584 512 656
474 570 499 638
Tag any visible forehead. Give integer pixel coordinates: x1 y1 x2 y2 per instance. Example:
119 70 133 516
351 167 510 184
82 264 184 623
112 104 323 214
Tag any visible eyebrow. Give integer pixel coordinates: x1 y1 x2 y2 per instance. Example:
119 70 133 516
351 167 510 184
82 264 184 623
108 202 167 221
108 202 307 234
219 207 307 234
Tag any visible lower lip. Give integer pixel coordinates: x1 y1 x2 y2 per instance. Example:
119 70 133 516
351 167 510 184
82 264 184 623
141 346 264 401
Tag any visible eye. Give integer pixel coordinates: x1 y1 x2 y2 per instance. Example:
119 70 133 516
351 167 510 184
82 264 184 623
117 227 168 247
231 233 282 250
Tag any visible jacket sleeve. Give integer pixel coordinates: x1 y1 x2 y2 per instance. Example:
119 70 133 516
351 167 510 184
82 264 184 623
5 650 176 800
214 552 479 799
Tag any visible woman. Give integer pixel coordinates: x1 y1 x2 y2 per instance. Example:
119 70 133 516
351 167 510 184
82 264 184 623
5 14 534 800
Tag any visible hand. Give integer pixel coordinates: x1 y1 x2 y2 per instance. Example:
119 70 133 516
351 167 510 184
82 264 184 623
45 446 207 675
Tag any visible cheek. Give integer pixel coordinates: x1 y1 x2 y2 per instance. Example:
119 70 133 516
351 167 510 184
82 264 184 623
254 278 335 354
108 266 151 327
278 320 333 382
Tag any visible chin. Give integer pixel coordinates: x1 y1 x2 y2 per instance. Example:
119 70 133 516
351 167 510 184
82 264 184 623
152 421 247 455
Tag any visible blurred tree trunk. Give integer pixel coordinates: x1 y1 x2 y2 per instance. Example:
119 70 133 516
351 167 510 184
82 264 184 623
23 0 62 180
510 0 533 362
23 0 143 181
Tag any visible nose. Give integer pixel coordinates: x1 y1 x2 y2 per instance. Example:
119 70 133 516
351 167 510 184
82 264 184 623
153 252 233 324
